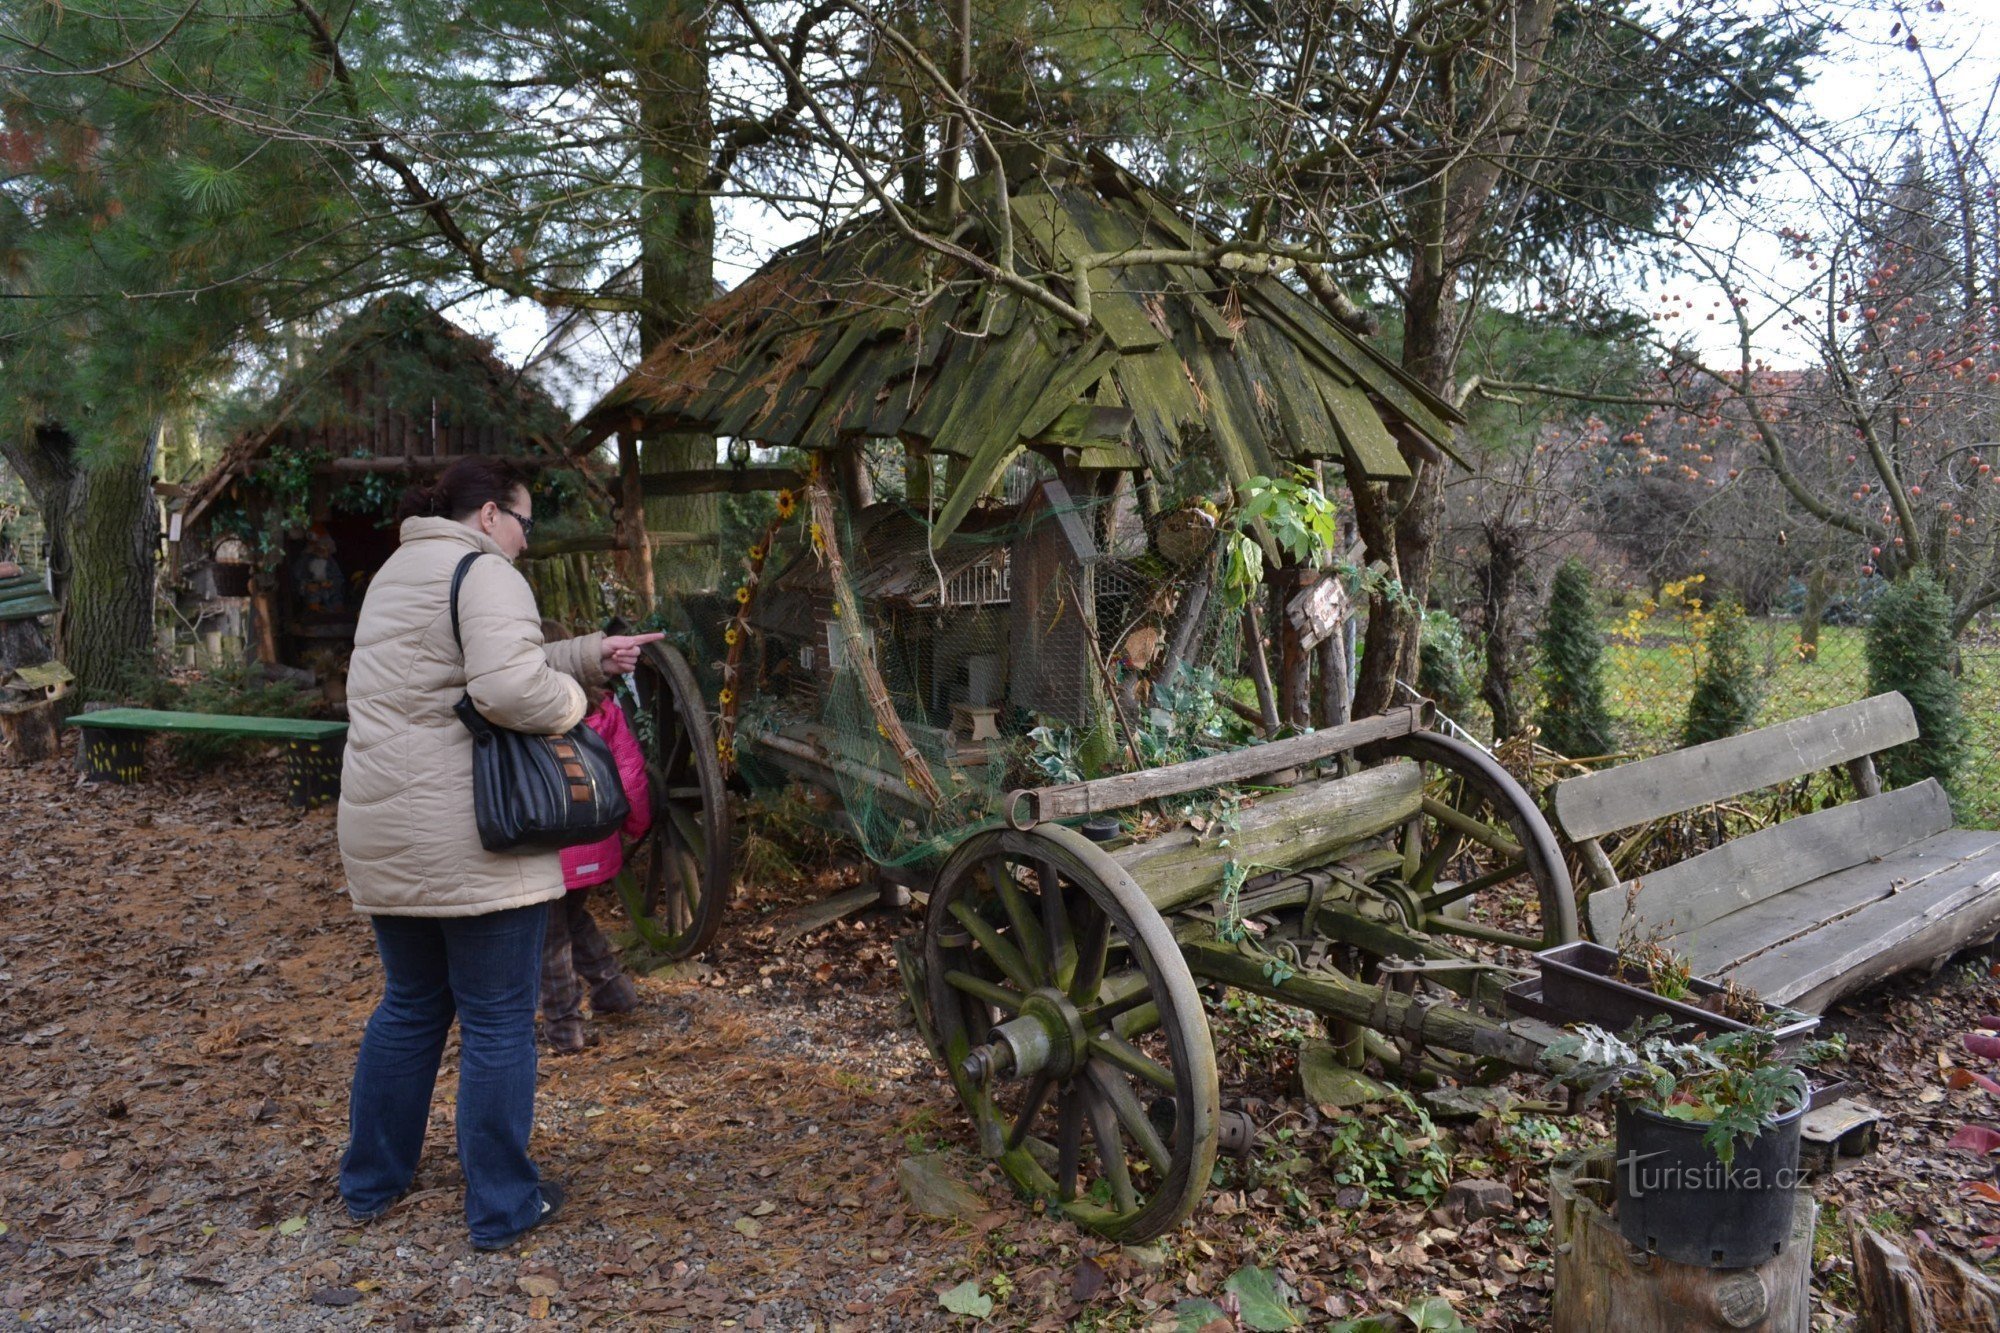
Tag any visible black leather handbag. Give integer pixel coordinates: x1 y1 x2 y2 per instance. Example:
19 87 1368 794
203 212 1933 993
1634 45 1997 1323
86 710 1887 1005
449 552 630 853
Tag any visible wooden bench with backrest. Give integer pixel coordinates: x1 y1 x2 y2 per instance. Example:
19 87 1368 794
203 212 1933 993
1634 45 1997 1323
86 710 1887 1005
62 707 348 809
1548 692 2000 1014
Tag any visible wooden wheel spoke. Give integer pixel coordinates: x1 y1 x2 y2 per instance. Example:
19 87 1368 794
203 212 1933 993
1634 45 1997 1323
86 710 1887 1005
1088 1031 1176 1093
1086 1061 1170 1177
1410 838 1456 894
1006 1072 1057 1152
1039 860 1077 989
1056 1086 1084 1202
1069 907 1112 1002
1427 917 1544 951
947 900 1039 991
1079 977 1152 1027
982 865 1048 986
1421 794 1522 859
942 969 1023 1015
1418 858 1526 915
1083 1086 1138 1213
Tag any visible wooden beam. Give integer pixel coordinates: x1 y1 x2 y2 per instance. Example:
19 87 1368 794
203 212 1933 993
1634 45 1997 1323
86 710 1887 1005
521 530 715 559
639 467 804 497
318 454 605 475
1005 703 1429 826
1113 761 1424 913
617 431 655 609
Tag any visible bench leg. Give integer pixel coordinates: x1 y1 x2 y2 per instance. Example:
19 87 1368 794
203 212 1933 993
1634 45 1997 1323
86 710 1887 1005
286 737 344 809
79 728 146 784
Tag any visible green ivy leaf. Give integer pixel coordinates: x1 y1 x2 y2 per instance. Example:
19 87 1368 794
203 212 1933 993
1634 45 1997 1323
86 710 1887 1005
1222 1265 1302 1330
938 1280 993 1318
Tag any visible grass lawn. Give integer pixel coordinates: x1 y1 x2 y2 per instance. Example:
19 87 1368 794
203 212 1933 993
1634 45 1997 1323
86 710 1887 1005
1598 616 2000 823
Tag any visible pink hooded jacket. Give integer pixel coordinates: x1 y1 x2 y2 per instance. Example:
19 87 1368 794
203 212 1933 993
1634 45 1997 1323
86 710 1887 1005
560 694 653 890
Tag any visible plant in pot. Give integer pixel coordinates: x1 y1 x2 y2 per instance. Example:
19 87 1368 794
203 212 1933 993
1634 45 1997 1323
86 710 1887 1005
1550 1019 1845 1269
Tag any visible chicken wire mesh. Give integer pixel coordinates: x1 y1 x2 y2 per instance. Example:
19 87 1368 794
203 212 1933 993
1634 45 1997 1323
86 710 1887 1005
661 453 1266 869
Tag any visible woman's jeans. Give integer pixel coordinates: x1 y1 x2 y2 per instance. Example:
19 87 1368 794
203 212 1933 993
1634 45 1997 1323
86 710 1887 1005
339 902 548 1245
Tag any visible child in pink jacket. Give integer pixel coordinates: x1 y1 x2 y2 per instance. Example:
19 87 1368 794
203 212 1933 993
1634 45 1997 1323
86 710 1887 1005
539 683 652 1053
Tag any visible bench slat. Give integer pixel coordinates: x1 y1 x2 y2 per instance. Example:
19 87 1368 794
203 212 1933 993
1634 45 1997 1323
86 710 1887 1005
1584 780 1955 944
1551 693 1918 840
1683 824 2000 975
63 708 347 741
1720 844 2000 1010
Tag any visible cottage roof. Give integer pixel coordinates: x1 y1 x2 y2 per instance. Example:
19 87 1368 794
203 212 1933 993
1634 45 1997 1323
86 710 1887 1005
576 152 1463 546
182 295 565 535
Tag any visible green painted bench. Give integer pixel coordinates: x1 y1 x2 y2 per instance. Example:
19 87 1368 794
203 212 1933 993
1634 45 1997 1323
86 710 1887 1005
1548 692 2000 1013
63 708 348 809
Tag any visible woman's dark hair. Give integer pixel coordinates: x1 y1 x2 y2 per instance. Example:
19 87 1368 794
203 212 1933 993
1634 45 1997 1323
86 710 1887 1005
396 456 532 523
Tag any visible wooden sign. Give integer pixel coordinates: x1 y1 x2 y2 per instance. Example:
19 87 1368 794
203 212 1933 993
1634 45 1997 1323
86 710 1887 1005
1286 575 1349 652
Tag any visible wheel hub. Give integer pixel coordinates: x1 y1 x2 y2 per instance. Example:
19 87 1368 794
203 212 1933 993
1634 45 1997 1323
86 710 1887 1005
961 987 1088 1084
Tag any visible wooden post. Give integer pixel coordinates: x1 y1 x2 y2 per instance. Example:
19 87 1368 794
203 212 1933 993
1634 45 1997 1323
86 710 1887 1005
1549 1151 1814 1333
1274 567 1313 729
903 439 932 510
1241 603 1281 734
804 480 942 805
617 431 656 610
251 587 280 665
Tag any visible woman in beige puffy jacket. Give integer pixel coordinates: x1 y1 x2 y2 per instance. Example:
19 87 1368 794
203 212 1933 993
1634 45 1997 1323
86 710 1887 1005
335 456 660 1251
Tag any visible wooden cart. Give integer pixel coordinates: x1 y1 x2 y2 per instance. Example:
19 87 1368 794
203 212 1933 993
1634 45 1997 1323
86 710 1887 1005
576 155 1591 1240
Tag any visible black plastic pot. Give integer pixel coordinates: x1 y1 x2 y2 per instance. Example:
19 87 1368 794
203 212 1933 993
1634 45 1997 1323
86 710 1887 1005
1613 1100 1805 1269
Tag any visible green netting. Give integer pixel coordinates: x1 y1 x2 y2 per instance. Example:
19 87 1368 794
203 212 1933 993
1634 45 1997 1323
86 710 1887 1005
686 447 1268 869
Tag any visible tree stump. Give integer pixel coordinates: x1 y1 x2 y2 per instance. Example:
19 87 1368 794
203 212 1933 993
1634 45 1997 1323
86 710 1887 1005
0 615 51 679
0 698 59 764
1550 1150 1815 1332
1850 1225 2000 1331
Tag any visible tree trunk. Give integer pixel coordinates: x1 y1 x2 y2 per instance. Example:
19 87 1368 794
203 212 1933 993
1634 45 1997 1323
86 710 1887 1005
1479 523 1529 739
636 0 719 597
1352 0 1560 718
1550 1151 1815 1332
1798 567 1830 663
0 424 158 698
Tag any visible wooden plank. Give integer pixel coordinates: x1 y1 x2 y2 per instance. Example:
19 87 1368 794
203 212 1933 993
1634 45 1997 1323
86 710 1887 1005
1321 377 1414 481
1550 694 1921 840
1116 760 1424 914
1584 781 1955 944
61 708 348 741
1009 191 1165 353
636 467 803 497
1721 844 2000 1010
1013 704 1427 824
924 310 1051 463
1017 335 1119 441
1679 826 2000 977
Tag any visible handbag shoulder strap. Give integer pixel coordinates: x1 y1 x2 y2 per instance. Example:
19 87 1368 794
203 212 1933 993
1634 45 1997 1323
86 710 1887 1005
448 551 483 657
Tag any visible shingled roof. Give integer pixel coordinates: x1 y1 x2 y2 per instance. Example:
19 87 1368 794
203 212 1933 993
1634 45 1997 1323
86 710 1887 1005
577 151 1462 546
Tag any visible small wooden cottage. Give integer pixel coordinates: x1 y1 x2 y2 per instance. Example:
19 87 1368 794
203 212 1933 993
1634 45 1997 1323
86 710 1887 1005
572 148 1464 739
172 295 578 671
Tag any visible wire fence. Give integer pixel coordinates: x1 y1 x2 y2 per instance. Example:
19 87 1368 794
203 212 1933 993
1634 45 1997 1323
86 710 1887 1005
1592 607 2000 825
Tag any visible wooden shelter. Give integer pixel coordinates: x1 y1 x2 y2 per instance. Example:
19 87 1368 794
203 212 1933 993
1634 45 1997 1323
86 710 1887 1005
172 295 576 670
573 149 1462 553
574 150 1463 737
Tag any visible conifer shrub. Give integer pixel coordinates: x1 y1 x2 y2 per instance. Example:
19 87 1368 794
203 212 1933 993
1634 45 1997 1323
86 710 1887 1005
1683 593 1759 746
1866 571 1965 792
1537 558 1616 758
1417 607 1478 717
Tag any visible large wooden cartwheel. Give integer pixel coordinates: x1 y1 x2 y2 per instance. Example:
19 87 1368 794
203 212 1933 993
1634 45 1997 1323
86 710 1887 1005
922 826 1219 1242
621 642 733 960
1363 732 1578 954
